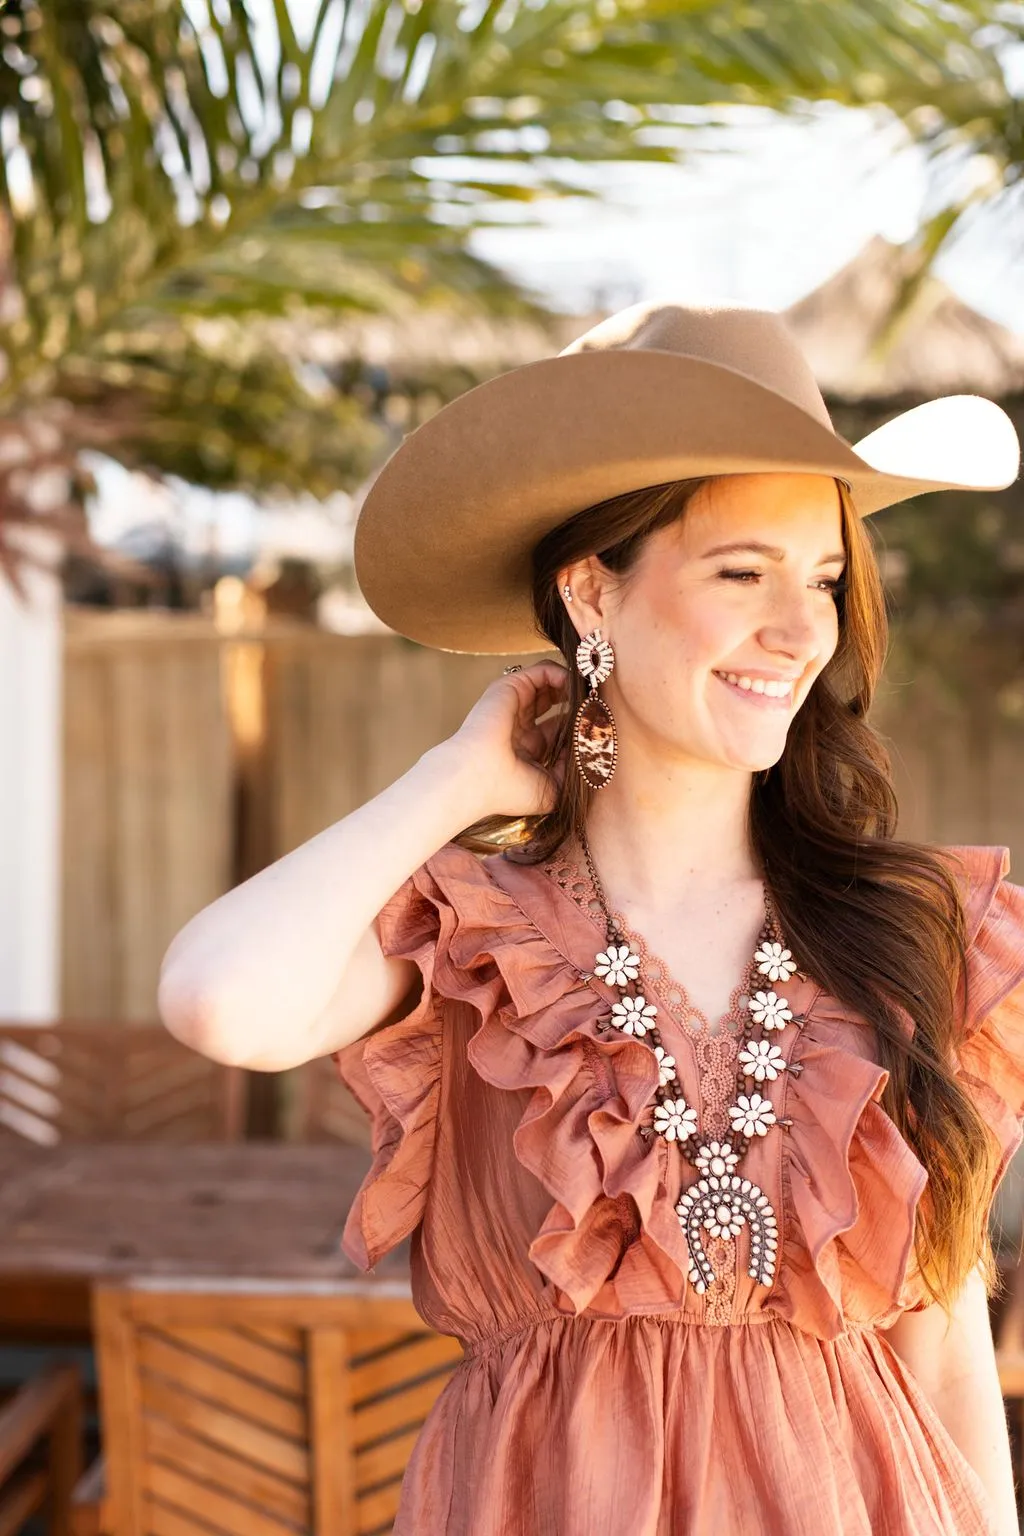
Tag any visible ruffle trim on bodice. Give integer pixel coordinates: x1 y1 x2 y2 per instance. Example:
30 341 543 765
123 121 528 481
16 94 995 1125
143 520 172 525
950 845 1024 1197
336 841 1024 1336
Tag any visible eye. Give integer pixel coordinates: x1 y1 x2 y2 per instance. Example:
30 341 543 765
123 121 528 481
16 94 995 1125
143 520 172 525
813 576 847 595
717 568 761 583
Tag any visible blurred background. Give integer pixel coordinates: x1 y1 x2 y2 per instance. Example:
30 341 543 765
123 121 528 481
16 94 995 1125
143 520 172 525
3 2 1024 1532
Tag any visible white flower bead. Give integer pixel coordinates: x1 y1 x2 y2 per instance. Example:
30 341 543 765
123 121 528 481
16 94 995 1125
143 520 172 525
728 1093 777 1138
754 941 798 983
654 1045 676 1087
693 1140 740 1176
594 944 641 988
738 1039 787 1082
747 990 793 1030
653 1098 698 1143
611 994 658 1037
706 1198 744 1239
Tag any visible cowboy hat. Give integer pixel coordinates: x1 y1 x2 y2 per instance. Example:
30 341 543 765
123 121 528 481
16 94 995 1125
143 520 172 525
354 300 1020 654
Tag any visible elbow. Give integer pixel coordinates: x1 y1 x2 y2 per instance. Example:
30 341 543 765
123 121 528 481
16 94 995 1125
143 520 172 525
157 959 249 1068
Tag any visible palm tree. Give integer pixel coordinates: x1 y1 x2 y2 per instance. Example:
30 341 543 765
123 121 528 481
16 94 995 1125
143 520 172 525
0 0 1004 585
839 8 1024 341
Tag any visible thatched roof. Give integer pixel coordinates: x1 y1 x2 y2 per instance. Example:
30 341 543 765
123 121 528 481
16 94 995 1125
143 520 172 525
272 237 1024 403
785 237 1024 402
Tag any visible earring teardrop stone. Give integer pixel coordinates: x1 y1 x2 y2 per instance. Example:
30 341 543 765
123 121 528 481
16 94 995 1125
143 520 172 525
573 694 617 789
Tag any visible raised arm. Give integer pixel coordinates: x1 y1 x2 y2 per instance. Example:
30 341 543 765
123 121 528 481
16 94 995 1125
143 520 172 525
157 660 567 1071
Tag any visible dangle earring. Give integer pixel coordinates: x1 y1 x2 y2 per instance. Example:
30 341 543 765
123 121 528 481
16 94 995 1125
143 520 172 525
573 629 618 789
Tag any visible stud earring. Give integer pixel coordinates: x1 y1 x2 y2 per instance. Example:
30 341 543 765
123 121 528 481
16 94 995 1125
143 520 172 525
563 584 572 603
573 629 617 790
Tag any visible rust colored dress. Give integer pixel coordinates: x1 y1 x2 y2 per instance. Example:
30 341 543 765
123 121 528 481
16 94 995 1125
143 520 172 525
335 841 1024 1535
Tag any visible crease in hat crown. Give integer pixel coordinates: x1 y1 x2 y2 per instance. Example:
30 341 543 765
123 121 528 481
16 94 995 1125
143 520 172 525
557 301 835 429
354 297 1020 655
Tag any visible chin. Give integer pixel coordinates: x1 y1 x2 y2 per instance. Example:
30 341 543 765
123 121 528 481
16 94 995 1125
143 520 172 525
721 741 787 774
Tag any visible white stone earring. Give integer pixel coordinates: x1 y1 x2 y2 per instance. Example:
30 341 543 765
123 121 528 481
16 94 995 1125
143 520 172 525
573 629 617 789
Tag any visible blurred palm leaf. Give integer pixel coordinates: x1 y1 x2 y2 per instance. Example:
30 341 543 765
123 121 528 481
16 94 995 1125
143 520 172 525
848 6 1024 330
0 0 1006 578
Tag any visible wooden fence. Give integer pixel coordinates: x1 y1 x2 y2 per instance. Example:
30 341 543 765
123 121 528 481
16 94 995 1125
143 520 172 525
62 607 1024 1023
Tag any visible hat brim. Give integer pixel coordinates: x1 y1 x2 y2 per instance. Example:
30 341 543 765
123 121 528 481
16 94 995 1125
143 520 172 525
354 348 1020 655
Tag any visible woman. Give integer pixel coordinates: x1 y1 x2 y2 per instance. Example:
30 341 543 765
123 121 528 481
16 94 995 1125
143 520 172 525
159 301 1024 1535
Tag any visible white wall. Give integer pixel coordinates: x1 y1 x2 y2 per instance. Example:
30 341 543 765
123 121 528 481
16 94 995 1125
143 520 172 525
0 535 62 1020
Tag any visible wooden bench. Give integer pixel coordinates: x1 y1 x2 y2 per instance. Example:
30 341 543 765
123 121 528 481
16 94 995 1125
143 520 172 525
88 1280 462 1535
0 1021 244 1145
0 1361 83 1536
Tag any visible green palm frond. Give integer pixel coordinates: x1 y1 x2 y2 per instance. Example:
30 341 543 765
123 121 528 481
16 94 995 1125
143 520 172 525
849 7 1024 303
0 0 1007 555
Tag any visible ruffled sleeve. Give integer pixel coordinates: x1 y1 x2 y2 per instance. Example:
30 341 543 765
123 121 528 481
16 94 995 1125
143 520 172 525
333 857 448 1270
334 842 533 1271
949 845 1024 1207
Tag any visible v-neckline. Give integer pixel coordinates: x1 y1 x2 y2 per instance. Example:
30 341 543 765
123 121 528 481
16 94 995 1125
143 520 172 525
533 841 760 1041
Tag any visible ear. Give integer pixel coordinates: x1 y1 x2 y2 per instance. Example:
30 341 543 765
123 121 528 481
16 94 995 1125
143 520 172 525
557 556 615 641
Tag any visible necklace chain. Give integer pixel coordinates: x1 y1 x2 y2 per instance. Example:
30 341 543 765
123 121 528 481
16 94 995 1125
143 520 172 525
578 831 805 1295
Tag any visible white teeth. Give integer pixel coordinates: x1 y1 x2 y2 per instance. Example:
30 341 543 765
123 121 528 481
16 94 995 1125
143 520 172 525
717 671 794 700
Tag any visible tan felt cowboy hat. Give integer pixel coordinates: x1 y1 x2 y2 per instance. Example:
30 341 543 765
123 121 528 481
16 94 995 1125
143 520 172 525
354 300 1021 654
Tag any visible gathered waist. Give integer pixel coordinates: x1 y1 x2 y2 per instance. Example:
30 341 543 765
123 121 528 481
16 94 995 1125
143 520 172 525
459 1308 872 1359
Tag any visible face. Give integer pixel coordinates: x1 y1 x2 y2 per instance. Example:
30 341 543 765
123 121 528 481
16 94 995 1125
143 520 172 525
566 473 846 775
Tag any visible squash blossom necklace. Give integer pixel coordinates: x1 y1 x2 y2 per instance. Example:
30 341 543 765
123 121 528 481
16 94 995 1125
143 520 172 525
580 833 805 1294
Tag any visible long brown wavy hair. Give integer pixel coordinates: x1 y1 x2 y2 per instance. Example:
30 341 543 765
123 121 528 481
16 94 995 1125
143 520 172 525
460 475 999 1313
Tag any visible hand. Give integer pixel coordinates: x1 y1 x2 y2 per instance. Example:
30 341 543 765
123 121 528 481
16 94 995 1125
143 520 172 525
444 660 570 819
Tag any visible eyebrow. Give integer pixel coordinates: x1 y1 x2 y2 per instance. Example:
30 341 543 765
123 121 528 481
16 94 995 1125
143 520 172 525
701 540 846 565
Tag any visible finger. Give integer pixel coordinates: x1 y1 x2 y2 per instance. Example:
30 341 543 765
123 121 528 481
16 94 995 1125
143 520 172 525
501 659 567 695
518 709 566 764
533 691 570 724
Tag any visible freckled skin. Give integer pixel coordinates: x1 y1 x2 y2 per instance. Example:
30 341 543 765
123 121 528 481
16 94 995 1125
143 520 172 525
598 473 844 776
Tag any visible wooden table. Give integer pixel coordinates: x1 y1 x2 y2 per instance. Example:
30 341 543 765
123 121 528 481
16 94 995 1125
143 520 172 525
0 1143 409 1338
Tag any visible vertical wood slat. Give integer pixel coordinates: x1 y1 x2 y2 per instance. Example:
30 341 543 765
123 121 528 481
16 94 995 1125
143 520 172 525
93 1288 146 1536
62 612 233 1023
262 634 509 859
873 677 1024 869
309 1327 355 1534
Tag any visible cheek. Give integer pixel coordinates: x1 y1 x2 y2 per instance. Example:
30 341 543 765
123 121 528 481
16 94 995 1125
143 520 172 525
819 605 841 665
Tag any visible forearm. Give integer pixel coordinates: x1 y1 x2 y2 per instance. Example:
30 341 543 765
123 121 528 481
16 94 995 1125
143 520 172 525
924 1345 1018 1535
157 742 483 1065
884 1271 1018 1536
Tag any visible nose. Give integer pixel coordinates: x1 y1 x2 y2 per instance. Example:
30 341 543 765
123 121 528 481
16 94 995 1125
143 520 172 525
757 585 826 664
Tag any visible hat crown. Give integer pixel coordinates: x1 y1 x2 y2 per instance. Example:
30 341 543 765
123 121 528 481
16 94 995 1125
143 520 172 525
559 300 833 430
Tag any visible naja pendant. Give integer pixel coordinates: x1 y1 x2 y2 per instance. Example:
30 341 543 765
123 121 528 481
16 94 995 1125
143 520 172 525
675 1174 778 1292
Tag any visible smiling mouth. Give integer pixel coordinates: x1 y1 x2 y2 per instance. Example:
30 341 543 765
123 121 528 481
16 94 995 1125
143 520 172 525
713 671 796 707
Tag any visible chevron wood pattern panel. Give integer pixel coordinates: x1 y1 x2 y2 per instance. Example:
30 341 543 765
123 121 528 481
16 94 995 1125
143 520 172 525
93 1286 463 1536
0 1023 244 1145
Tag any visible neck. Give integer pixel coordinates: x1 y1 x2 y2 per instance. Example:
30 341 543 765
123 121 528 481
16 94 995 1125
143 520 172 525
582 749 759 908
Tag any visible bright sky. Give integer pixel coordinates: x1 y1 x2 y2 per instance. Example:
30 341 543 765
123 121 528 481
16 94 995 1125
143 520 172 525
468 107 1024 331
